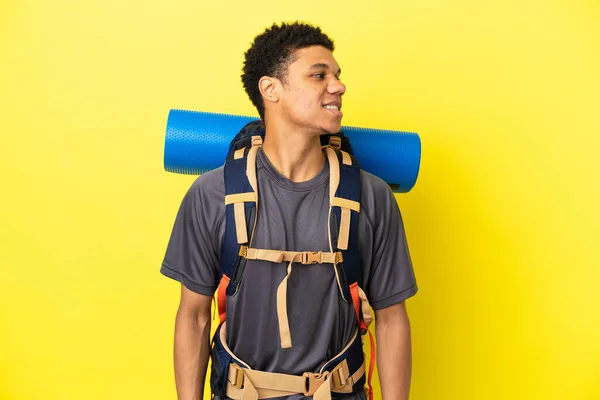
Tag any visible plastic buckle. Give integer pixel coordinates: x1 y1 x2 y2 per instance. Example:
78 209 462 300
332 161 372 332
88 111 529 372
230 363 245 389
302 251 322 264
302 371 329 396
238 246 248 258
328 136 342 150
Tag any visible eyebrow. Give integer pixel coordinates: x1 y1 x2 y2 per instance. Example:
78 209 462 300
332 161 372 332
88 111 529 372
309 63 342 77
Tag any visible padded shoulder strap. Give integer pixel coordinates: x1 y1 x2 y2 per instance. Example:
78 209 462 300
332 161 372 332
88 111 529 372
221 139 261 281
324 147 362 299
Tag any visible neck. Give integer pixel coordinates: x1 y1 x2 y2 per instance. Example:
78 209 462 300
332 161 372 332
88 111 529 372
262 117 325 183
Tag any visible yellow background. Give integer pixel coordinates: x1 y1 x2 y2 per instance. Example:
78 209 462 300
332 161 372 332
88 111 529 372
1 0 599 399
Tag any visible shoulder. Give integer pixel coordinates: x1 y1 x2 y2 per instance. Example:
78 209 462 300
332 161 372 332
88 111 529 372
186 166 225 204
359 169 397 221
181 167 226 230
360 169 393 201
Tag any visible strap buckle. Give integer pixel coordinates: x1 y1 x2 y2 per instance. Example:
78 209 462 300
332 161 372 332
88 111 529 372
302 371 329 396
328 136 342 150
229 363 245 389
302 251 322 264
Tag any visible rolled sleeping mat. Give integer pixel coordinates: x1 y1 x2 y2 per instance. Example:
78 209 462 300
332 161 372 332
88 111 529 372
164 109 421 192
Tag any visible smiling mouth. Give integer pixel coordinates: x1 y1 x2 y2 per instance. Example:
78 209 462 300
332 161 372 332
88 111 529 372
322 104 343 117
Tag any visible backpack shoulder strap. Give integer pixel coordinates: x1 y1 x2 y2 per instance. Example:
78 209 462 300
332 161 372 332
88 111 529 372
324 146 362 301
325 146 376 398
221 136 262 295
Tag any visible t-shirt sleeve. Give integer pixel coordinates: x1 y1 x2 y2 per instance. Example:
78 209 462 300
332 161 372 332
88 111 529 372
160 175 224 296
363 179 418 310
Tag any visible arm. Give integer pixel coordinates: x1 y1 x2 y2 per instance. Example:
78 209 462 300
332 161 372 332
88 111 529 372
374 301 412 400
174 284 213 400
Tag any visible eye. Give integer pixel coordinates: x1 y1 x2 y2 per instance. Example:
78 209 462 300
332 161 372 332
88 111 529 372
313 73 325 79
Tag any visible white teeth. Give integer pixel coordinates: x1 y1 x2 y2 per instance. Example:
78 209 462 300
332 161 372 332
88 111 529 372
323 105 339 111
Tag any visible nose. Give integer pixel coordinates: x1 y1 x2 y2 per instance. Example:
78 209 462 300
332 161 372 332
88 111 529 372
328 76 346 96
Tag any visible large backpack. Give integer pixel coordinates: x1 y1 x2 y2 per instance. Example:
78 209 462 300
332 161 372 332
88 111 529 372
210 120 375 400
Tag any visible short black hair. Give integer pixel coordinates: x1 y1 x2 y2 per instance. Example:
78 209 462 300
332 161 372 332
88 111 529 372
241 22 335 119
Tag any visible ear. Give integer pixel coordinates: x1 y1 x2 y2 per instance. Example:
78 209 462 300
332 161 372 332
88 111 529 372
259 76 280 103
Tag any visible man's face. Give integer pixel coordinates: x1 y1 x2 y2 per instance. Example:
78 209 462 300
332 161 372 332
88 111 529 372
275 45 346 135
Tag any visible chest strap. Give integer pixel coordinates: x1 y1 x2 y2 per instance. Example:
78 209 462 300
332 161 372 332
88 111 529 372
238 245 343 349
240 245 343 264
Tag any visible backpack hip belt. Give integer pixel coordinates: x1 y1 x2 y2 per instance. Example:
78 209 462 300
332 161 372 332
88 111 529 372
212 321 366 400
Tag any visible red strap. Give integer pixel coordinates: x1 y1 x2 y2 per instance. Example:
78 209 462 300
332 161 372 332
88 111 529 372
217 274 230 323
350 282 369 331
366 328 376 400
349 282 361 324
350 282 376 398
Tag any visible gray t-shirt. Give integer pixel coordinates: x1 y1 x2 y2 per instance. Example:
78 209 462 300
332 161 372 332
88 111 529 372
161 149 417 399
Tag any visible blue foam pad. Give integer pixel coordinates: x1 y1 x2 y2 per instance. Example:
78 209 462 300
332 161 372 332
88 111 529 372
164 109 421 192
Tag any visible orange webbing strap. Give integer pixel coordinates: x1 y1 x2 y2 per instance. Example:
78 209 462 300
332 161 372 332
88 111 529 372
217 274 230 323
350 283 376 400
349 283 362 327
366 329 376 400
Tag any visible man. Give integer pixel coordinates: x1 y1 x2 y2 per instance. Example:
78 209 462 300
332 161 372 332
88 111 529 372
161 22 417 400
